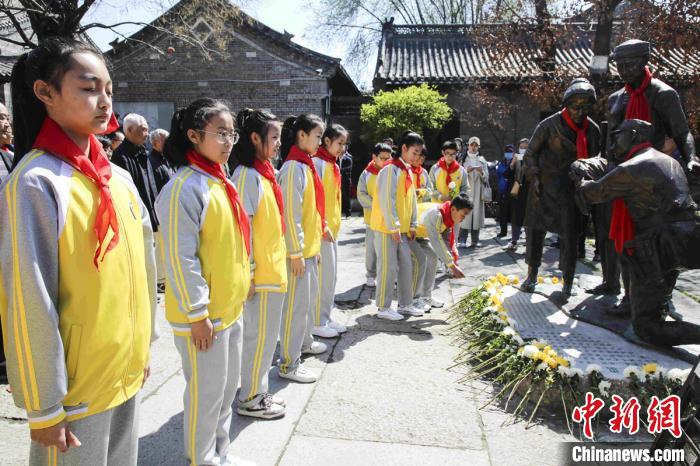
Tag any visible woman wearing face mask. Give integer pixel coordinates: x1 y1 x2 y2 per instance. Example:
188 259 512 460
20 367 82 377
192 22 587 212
460 136 489 248
505 138 529 251
496 145 515 238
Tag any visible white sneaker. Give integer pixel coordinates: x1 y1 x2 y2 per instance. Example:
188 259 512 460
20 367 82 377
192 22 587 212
377 308 404 321
366 276 376 287
312 324 339 338
237 393 286 420
429 297 445 308
328 320 347 333
220 453 256 466
270 393 286 407
278 364 317 383
398 305 423 317
301 341 327 355
413 298 430 312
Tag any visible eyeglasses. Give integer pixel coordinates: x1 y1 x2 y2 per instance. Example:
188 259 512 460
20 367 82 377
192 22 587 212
198 129 239 144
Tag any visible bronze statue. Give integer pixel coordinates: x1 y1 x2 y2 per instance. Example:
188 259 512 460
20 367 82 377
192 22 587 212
591 39 700 301
571 119 700 346
520 78 601 297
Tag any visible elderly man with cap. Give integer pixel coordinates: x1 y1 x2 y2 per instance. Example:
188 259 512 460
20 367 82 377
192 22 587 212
571 119 700 346
592 39 700 309
520 78 601 297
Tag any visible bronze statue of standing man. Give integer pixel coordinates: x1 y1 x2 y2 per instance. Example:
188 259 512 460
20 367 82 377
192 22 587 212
520 78 601 297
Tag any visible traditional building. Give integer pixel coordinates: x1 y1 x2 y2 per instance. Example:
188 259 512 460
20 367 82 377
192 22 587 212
373 16 700 159
107 0 361 133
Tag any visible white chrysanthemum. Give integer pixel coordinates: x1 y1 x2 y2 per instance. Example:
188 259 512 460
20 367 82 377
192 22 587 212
586 364 603 375
521 345 539 358
534 339 549 347
481 291 489 298
506 274 516 283
681 368 692 381
506 317 518 328
569 368 585 378
655 366 667 379
557 366 571 377
667 368 686 382
623 366 641 379
598 380 611 397
502 326 516 336
491 314 503 324
448 181 456 190
513 334 525 346
536 362 549 372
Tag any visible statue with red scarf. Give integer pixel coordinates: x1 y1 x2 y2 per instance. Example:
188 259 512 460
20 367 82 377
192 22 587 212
571 119 700 346
592 39 700 308
519 78 601 297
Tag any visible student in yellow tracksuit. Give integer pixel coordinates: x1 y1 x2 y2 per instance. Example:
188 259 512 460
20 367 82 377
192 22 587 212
312 124 349 338
370 131 423 321
357 143 393 287
0 38 157 466
155 98 252 466
277 114 327 384
231 108 287 420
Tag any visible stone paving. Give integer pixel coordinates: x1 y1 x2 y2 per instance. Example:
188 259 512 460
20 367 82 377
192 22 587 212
1 215 697 465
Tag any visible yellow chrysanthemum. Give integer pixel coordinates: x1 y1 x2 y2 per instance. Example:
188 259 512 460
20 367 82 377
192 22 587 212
537 276 544 284
642 363 657 374
499 314 508 322
532 351 543 361
555 356 570 367
551 277 560 284
546 357 558 369
511 277 520 285
534 342 546 349
491 295 502 306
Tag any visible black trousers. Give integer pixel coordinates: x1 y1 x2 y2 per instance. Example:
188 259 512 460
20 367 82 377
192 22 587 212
622 252 700 346
525 227 578 283
498 193 511 235
594 201 621 290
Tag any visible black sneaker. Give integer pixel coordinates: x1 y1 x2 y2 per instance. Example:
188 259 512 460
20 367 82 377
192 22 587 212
157 283 166 294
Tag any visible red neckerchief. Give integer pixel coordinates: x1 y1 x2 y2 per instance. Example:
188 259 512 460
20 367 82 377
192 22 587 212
103 113 120 135
314 146 340 188
390 157 413 194
608 142 653 255
252 158 285 234
286 145 326 233
33 117 118 268
438 157 461 185
439 201 459 263
365 160 380 175
186 149 250 255
624 66 652 122
561 108 590 160
410 165 424 189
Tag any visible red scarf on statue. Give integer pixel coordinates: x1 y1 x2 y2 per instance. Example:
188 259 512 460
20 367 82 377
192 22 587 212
625 66 653 122
561 108 589 159
438 201 459 263
187 149 250 255
314 146 340 187
608 142 653 255
365 160 380 175
390 157 413 194
286 145 326 232
252 158 285 233
438 157 461 185
410 165 424 189
33 117 119 268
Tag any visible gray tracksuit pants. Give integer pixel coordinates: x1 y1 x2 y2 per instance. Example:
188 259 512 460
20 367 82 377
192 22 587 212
279 257 319 374
174 321 242 466
409 239 439 299
30 394 140 466
374 232 414 309
239 291 285 402
365 228 377 279
316 240 337 326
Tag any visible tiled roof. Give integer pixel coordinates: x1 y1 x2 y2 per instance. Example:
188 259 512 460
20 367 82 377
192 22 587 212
374 23 700 85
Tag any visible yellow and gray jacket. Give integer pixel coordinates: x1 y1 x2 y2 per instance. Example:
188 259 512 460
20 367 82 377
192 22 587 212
313 157 341 240
232 165 287 293
415 203 456 268
370 161 418 234
357 168 378 225
429 164 470 201
0 150 157 429
155 166 250 336
277 160 323 259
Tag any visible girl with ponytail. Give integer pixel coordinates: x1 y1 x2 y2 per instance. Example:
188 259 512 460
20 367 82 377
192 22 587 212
276 113 327 383
155 98 253 465
230 108 287 419
312 123 349 338
0 37 156 465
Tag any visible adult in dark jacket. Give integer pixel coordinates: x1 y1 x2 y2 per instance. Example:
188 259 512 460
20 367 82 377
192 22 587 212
111 113 159 233
148 128 174 193
520 78 601 297
571 119 700 346
496 145 515 237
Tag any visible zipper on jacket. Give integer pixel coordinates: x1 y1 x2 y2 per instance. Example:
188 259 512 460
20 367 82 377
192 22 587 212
114 206 136 399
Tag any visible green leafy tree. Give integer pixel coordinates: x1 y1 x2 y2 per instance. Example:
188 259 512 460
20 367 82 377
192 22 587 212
360 84 452 143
